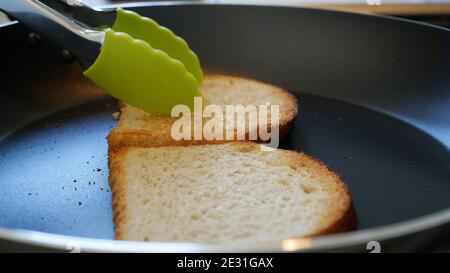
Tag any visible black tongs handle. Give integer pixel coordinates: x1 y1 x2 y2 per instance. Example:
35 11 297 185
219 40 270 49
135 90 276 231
0 0 103 69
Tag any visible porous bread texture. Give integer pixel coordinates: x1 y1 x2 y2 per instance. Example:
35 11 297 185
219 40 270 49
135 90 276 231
108 74 298 149
109 142 356 244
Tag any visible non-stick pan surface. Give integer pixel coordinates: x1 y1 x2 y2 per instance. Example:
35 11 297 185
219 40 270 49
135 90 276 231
0 4 449 252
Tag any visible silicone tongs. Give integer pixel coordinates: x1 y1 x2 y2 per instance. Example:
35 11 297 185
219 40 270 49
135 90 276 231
0 0 203 114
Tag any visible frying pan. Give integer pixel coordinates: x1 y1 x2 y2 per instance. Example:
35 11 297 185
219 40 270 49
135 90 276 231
0 3 449 252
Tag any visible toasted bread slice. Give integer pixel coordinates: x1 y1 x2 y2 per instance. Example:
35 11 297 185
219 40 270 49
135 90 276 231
109 142 356 243
108 75 298 149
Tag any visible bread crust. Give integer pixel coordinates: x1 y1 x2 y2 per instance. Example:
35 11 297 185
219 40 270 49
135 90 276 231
108 74 298 149
108 142 356 242
108 148 131 240
291 154 357 236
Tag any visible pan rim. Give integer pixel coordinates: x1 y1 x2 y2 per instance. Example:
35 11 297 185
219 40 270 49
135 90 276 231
1 2 449 252
2 2 450 33
93 2 450 33
0 208 450 252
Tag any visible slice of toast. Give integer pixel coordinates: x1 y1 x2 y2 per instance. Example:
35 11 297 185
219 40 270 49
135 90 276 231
108 75 298 149
109 142 356 243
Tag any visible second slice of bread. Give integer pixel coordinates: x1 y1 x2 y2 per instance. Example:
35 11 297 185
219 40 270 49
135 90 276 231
108 75 298 149
109 142 356 244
